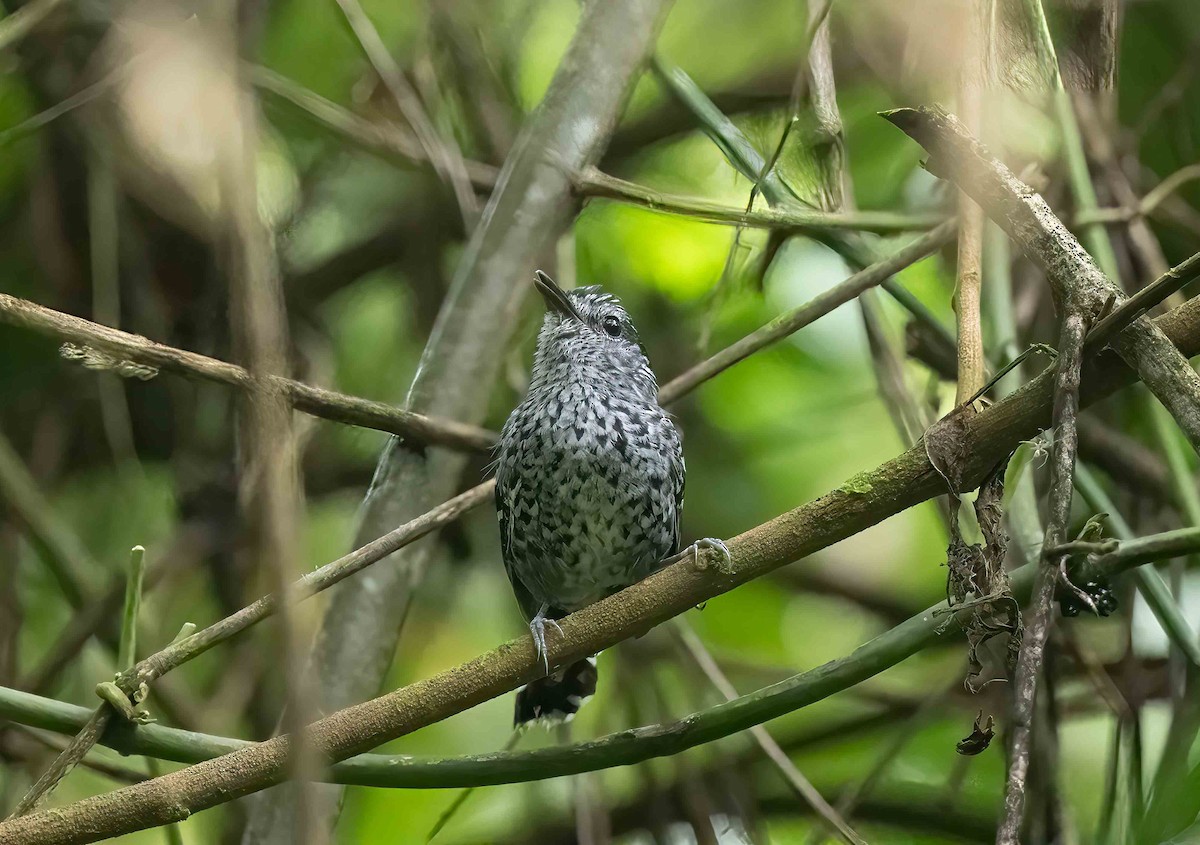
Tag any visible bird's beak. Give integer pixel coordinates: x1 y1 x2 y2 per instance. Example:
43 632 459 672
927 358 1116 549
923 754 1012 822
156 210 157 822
534 271 582 322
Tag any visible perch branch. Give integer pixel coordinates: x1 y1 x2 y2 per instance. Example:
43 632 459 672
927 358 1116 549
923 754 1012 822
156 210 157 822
331 0 478 227
2 529 1196 789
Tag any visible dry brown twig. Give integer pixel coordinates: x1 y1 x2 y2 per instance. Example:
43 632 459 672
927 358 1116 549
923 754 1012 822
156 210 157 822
953 2 988 406
0 293 497 453
882 106 1200 450
997 311 1087 844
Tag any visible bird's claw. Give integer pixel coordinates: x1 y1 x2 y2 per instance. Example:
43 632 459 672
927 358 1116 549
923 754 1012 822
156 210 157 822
689 537 733 574
529 604 562 673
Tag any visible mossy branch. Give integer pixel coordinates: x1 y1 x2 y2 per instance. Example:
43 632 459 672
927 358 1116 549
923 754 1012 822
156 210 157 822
0 527 1195 794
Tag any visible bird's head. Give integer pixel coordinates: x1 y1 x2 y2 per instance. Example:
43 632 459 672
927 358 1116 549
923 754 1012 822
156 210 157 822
528 271 656 399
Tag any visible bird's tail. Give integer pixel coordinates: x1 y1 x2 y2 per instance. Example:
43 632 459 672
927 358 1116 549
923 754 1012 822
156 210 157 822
514 656 598 727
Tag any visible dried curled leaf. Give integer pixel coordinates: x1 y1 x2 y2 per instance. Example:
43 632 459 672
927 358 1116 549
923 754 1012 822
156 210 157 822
956 710 995 756
942 456 1022 693
61 343 159 380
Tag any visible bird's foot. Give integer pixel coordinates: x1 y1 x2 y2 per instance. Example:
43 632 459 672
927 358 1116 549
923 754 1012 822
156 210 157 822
687 537 734 574
529 604 563 673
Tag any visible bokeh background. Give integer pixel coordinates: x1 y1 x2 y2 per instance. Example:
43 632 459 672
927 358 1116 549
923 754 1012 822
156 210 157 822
2 0 1200 842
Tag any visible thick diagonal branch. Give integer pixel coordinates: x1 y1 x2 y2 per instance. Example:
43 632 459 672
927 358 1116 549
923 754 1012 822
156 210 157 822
3 527 1197 789
883 105 1200 451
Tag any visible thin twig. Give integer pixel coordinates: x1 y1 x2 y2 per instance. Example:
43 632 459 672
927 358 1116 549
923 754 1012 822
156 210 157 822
2 725 147 785
332 0 478 228
673 621 866 845
658 221 957 403
8 545 149 817
0 0 65 52
6 707 113 818
997 310 1086 845
221 75 322 841
1086 249 1200 350
1075 163 1200 225
805 681 957 845
0 75 118 149
860 289 928 446
120 482 492 694
0 293 497 452
252 65 499 189
86 147 141 471
953 1 987 404
575 168 945 233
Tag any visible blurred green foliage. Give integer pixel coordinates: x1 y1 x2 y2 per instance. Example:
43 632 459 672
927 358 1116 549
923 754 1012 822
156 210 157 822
2 0 1200 842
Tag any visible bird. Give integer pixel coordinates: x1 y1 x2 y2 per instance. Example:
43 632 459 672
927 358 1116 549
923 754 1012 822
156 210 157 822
494 270 728 727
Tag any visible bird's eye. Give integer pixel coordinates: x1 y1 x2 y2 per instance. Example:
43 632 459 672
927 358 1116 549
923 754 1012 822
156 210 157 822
601 315 622 337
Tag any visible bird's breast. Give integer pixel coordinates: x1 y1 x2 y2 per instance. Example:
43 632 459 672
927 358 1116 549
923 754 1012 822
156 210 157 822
498 388 680 611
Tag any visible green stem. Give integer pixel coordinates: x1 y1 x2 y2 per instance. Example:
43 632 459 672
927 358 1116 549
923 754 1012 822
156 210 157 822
577 167 945 233
117 546 146 671
650 56 797 206
1 526 1195 791
649 54 959 354
1074 465 1200 667
1150 402 1200 525
1022 0 1121 280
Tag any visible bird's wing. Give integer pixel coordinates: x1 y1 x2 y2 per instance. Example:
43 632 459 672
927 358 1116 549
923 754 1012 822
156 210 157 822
663 412 686 556
495 455 542 622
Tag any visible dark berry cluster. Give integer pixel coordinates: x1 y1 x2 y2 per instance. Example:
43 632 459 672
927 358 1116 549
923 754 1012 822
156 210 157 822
1060 573 1118 617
